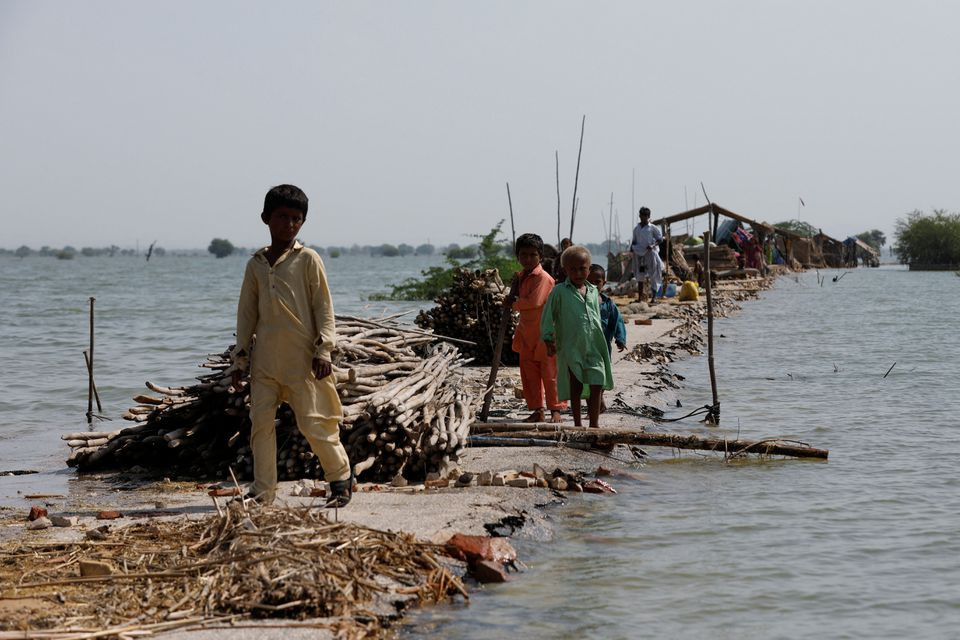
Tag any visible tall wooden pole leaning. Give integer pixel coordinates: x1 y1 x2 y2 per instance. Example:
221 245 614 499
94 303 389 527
86 297 95 424
480 186 520 422
568 115 586 242
479 303 513 423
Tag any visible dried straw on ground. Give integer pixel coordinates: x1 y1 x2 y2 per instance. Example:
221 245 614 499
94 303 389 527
0 504 467 639
63 315 478 483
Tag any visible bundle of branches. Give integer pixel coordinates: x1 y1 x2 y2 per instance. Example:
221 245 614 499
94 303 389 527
0 505 466 638
63 316 478 483
414 268 519 366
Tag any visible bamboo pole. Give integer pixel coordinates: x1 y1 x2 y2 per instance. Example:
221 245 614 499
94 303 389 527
83 350 103 414
469 424 828 459
608 192 614 255
478 305 512 423
555 150 561 248
87 297 95 424
569 115 586 242
506 182 516 249
704 233 720 423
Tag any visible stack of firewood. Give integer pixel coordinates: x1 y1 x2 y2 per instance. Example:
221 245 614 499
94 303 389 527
63 317 477 483
414 268 518 366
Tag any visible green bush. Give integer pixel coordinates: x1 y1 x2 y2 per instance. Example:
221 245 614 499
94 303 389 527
371 221 521 300
894 209 960 266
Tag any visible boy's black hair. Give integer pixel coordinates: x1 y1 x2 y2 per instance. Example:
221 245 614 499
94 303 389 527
261 184 309 223
638 206 651 217
589 263 606 278
515 233 544 257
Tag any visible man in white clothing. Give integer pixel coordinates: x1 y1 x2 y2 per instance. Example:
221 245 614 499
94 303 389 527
630 207 664 303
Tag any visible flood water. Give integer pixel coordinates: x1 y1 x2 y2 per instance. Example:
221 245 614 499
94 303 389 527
1 257 958 638
0 253 440 496
406 266 960 639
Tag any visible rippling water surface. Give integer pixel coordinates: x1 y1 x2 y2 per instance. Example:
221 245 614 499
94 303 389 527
407 266 960 639
0 253 440 493
2 258 958 638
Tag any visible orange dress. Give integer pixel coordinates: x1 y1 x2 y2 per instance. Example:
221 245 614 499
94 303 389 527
511 264 566 411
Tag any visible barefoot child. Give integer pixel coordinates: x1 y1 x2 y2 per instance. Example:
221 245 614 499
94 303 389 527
587 264 626 414
587 264 627 356
232 184 352 507
541 246 613 428
506 233 566 423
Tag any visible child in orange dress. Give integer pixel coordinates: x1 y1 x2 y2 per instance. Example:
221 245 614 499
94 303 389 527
506 233 566 423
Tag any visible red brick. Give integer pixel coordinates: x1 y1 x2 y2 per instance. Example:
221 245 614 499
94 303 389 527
472 559 510 583
445 533 517 564
27 506 47 521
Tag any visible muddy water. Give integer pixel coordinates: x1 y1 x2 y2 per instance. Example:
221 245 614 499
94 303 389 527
407 267 960 639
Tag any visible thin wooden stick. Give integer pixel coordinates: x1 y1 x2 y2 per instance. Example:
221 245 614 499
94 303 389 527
569 115 586 242
555 150 561 247
87 297 95 424
83 350 103 413
478 305 513 422
506 182 516 249
701 183 720 424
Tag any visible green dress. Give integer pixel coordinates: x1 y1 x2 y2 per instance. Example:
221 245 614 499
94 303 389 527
540 281 614 400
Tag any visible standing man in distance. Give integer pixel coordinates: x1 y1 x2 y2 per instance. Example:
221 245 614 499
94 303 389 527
630 207 664 304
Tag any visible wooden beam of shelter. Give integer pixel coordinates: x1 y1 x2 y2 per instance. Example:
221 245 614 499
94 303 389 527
652 203 774 234
469 423 828 459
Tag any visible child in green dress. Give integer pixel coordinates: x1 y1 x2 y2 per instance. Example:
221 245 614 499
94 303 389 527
541 246 614 428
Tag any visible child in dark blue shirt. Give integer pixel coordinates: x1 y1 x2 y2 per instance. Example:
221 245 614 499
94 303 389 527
587 265 627 355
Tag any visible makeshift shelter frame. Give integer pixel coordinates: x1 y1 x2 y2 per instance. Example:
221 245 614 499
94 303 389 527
653 203 775 274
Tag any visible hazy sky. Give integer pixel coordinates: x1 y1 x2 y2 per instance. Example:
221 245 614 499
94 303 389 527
2 0 958 249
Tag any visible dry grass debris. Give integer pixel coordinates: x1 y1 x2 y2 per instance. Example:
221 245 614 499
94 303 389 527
0 503 466 639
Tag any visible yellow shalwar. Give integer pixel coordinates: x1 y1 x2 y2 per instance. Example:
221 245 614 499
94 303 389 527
234 241 350 503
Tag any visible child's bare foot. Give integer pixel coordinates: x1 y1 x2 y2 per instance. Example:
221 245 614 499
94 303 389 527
550 410 563 423
523 409 545 423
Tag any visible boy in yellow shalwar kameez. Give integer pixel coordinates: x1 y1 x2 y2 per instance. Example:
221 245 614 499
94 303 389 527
232 184 352 507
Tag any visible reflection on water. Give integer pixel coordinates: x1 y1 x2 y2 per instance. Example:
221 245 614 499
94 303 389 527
406 267 960 640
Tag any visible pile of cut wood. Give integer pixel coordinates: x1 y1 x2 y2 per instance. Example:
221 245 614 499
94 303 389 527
415 268 518 367
63 317 477 483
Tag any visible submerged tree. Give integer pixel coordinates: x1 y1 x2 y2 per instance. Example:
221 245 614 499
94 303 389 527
856 229 887 251
893 209 960 267
208 238 235 258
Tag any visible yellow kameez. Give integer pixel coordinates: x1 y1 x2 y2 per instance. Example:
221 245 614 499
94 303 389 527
234 241 350 503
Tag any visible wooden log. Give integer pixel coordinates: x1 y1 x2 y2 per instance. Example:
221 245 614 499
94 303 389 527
468 424 828 459
145 381 187 396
